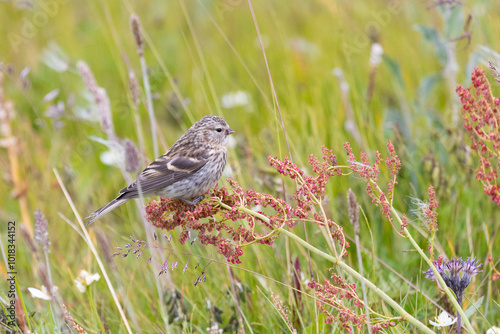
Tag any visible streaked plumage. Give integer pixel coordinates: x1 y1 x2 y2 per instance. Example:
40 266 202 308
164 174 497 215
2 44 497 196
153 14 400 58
86 115 234 225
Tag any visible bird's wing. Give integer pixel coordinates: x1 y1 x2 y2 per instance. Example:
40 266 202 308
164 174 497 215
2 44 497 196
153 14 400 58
118 153 208 199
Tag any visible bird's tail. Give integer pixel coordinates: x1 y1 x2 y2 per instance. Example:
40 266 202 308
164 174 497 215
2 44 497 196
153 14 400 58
86 197 129 225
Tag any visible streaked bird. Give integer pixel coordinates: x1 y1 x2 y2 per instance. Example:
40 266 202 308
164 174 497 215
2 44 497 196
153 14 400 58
86 115 234 225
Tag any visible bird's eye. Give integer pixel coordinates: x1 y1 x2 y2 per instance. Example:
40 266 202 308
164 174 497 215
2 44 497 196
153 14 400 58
216 128 222 132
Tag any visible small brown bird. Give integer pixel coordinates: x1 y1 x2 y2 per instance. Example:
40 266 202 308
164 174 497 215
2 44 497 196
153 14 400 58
86 115 234 225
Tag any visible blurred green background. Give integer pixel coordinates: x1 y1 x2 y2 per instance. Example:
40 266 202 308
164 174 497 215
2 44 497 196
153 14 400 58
1 0 499 332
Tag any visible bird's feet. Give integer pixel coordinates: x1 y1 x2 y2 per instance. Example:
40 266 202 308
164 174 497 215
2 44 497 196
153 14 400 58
181 196 204 211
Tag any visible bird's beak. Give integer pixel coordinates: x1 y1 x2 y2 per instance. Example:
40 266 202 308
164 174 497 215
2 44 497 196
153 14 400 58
226 128 235 135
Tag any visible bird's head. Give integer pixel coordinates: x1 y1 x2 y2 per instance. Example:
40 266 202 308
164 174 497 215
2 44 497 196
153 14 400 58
192 115 235 147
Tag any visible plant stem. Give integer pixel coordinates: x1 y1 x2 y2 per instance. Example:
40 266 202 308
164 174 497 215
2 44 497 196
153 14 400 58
355 231 372 333
277 228 435 334
389 206 475 334
53 169 133 334
456 294 463 334
139 54 158 158
220 200 434 332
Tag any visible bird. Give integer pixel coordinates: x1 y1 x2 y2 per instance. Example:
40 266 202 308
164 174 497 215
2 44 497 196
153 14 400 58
86 115 234 225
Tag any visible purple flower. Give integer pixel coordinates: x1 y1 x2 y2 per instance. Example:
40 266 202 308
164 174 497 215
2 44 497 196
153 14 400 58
461 257 482 287
424 256 482 305
424 257 482 334
445 258 464 277
424 262 445 280
424 257 482 297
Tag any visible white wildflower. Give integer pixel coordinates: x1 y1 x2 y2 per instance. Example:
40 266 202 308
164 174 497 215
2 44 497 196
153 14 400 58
221 91 250 109
429 311 456 327
74 270 101 293
487 327 500 334
369 43 384 68
206 322 222 334
28 286 53 300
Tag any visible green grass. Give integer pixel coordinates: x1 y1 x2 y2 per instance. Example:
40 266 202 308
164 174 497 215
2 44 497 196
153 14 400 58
1 0 499 332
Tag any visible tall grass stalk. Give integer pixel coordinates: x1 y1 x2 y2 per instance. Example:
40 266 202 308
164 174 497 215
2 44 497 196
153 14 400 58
128 70 147 165
216 201 434 333
227 265 246 333
128 32 173 330
130 14 158 158
364 176 474 332
196 0 274 112
179 0 222 116
348 189 371 333
247 0 292 159
279 228 434 333
333 68 364 149
78 58 171 330
247 0 298 300
120 0 196 124
134 175 172 333
53 168 133 334
482 223 492 319
390 205 475 333
343 232 448 314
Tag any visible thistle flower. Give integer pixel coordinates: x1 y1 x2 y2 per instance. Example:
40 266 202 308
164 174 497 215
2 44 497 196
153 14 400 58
424 257 481 296
424 257 482 334
34 209 50 252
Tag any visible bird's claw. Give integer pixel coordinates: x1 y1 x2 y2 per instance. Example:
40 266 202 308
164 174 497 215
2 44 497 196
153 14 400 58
181 196 204 211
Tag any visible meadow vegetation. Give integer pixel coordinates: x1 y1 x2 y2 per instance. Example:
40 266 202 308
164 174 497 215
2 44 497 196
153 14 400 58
1 0 499 333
